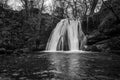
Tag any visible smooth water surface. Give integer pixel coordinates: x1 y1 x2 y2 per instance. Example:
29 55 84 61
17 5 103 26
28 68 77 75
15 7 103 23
0 52 120 80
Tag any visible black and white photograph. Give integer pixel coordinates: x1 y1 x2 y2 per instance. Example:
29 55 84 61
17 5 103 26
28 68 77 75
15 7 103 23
0 0 120 80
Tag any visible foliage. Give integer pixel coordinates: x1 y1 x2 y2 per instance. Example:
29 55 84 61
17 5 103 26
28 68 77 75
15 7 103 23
0 0 120 53
0 5 56 54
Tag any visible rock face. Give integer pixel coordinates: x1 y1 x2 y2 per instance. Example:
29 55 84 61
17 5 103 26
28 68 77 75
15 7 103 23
86 28 120 52
84 5 120 52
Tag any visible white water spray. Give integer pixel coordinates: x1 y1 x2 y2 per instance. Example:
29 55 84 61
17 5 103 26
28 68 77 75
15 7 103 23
46 19 86 51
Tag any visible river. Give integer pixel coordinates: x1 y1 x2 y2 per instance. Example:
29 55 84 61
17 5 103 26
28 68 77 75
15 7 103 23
0 52 120 80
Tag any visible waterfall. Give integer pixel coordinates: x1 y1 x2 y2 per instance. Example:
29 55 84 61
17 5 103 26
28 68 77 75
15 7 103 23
46 19 86 51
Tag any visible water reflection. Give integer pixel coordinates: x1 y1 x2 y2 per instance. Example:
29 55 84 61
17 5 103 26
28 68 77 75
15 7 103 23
48 52 120 80
49 53 84 79
68 54 80 78
0 52 120 80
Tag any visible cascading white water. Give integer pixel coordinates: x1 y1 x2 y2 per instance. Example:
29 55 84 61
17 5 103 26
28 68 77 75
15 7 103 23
46 18 86 51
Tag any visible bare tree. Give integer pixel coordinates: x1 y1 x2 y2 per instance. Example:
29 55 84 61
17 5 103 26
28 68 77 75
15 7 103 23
52 0 100 19
20 0 46 25
35 0 45 30
20 0 46 49
51 0 105 33
0 0 8 8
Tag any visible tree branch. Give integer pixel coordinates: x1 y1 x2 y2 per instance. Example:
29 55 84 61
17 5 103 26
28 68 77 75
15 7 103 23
102 0 120 22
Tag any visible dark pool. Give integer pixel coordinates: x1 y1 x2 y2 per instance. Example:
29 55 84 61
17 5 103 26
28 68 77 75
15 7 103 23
0 52 120 80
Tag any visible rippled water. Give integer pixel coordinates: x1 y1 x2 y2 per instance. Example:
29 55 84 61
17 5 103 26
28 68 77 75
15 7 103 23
0 52 120 80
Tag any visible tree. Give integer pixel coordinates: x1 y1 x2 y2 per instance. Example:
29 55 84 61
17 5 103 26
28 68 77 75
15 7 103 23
101 0 120 23
0 0 9 9
20 0 47 49
50 0 104 34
